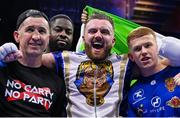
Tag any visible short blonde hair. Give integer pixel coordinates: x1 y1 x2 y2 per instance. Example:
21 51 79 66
127 26 156 47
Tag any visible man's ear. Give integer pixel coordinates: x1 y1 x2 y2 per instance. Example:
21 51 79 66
13 31 20 43
112 38 115 47
82 36 85 41
128 53 135 62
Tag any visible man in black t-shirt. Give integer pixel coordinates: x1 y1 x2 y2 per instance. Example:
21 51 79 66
0 9 66 117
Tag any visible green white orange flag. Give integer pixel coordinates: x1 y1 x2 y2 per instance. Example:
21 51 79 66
76 5 165 54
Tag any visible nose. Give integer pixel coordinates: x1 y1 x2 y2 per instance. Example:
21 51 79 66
59 30 67 39
141 46 148 56
94 30 102 39
32 31 40 40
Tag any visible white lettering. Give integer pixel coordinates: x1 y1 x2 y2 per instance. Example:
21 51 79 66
14 82 21 89
31 86 38 94
12 91 20 98
150 106 165 113
4 89 20 99
6 80 21 89
37 96 43 105
49 93 54 99
29 96 38 104
5 80 54 110
44 89 50 97
38 88 44 96
6 80 14 88
44 98 53 108
24 85 31 92
4 89 13 97
23 93 30 100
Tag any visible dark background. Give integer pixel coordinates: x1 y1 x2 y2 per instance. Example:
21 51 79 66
1 0 180 51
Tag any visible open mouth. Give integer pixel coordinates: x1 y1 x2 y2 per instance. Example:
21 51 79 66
141 57 150 61
92 41 104 49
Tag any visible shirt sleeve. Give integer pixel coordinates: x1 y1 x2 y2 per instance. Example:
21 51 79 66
0 61 7 68
52 51 64 74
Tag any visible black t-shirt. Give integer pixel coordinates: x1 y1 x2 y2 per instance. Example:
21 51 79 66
0 61 66 117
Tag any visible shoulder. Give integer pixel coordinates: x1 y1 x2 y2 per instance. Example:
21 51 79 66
107 53 123 62
165 65 180 71
0 61 7 68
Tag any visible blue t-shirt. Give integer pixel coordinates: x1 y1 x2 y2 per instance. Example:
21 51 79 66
128 66 180 117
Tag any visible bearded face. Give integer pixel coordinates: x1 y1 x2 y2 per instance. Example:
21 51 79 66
85 36 113 62
83 19 115 62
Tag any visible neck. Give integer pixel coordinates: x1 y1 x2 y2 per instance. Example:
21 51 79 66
18 54 42 68
140 59 167 77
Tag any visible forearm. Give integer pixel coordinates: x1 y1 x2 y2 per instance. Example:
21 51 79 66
42 53 56 68
76 23 85 52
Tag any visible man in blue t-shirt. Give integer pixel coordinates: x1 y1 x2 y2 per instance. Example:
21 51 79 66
126 26 180 117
